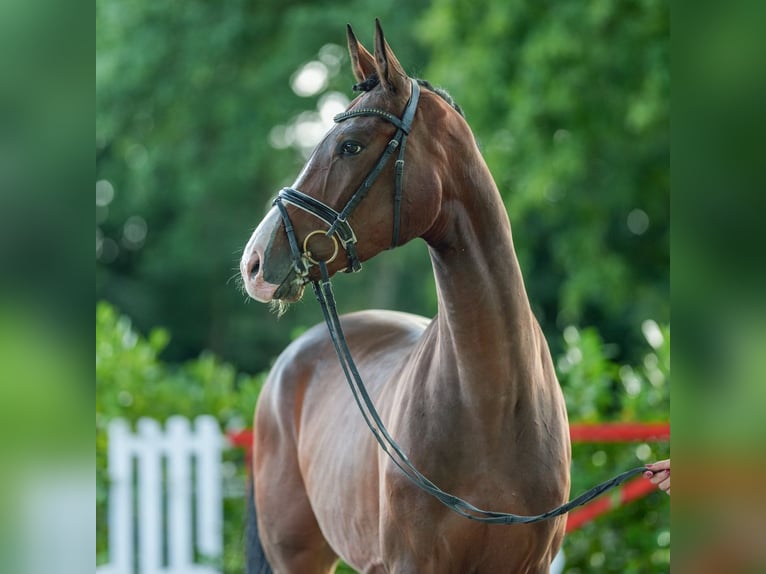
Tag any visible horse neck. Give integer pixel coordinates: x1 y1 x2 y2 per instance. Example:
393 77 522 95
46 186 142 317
425 150 539 413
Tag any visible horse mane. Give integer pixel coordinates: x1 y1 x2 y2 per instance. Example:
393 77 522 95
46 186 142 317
352 74 465 118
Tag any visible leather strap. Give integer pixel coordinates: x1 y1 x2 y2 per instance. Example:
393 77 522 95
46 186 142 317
273 79 420 273
272 78 649 525
312 261 648 525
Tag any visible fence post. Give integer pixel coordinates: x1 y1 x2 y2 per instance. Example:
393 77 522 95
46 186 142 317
195 416 223 562
98 416 223 574
166 416 193 570
106 418 133 574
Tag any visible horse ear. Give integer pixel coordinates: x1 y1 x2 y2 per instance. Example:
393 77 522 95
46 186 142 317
347 24 375 84
373 18 408 93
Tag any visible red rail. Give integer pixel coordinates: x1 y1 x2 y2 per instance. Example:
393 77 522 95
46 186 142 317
227 429 253 449
228 422 669 449
569 422 669 442
227 422 669 532
565 476 658 532
563 422 670 532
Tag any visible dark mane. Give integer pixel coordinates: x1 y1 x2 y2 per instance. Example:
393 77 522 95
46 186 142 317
352 75 465 118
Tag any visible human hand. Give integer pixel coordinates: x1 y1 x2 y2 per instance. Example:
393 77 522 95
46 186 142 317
644 459 670 495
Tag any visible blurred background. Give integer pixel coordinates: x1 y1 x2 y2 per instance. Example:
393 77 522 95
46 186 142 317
96 0 670 572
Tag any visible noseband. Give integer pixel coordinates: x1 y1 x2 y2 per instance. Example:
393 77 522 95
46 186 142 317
273 78 420 277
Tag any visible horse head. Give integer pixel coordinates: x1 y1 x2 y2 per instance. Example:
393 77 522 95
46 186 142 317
241 20 466 303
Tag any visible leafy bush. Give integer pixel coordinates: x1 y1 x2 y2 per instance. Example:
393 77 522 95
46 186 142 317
96 301 265 572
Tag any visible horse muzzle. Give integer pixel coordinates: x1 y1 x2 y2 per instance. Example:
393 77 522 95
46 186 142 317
241 207 307 303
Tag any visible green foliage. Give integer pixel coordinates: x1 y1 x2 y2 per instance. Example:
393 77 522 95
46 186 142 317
559 322 670 573
96 301 265 572
96 301 264 424
420 0 669 359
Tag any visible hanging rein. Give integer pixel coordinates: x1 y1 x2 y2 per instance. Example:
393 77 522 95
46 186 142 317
272 78 648 525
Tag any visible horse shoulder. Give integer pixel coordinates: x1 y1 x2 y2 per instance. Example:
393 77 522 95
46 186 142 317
256 309 430 438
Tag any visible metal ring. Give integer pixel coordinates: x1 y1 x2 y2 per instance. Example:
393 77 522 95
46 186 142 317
303 230 339 265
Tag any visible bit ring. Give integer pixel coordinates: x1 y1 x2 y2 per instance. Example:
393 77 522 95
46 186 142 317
303 230 339 265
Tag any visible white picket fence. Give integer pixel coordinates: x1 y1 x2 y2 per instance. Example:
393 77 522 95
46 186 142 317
98 416 224 574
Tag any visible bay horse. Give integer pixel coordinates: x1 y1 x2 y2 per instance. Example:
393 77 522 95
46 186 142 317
240 20 570 574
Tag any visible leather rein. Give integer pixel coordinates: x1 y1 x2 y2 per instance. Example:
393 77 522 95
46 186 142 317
273 78 648 524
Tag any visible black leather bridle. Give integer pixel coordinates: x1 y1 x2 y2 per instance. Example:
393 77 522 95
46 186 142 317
270 77 648 525
274 78 420 277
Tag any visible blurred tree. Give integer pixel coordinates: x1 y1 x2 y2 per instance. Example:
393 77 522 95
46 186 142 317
97 0 435 373
420 0 668 361
97 0 667 372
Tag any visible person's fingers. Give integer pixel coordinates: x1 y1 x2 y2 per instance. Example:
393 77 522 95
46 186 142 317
646 459 670 472
657 476 670 493
649 469 668 481
647 469 669 486
644 462 671 495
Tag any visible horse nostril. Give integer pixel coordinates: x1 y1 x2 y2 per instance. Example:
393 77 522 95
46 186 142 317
249 257 261 281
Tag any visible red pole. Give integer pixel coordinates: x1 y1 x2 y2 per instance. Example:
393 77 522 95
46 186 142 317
227 429 253 448
569 422 669 442
228 423 670 448
565 475 658 532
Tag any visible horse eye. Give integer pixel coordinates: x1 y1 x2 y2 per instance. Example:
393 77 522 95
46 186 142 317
340 141 363 156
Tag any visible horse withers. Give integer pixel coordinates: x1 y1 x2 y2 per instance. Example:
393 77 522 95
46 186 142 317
240 20 570 574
